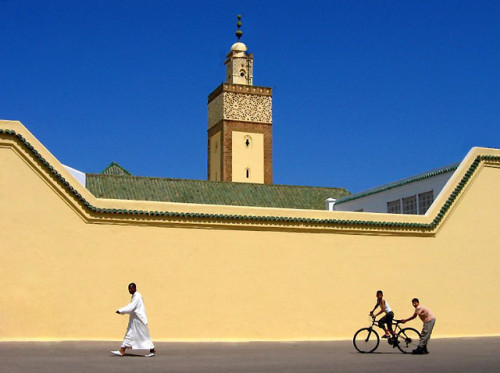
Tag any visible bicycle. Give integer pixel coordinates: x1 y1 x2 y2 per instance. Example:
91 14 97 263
353 316 421 353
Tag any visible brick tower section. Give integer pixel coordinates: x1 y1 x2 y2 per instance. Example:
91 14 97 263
208 83 273 184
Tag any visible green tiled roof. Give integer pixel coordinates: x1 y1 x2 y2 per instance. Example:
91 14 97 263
101 162 132 176
86 174 350 210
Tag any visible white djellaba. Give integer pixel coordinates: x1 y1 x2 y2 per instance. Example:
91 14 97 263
112 284 155 357
118 291 155 350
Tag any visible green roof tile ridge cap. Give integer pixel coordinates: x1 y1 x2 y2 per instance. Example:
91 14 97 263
101 161 132 176
336 163 460 205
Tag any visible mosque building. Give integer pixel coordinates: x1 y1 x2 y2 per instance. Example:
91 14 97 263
69 16 451 216
81 16 350 211
1 16 500 342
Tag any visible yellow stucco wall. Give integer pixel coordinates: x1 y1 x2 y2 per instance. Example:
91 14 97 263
1 120 500 341
231 131 264 183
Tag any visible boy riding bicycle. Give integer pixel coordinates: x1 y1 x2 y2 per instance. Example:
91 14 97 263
370 290 396 340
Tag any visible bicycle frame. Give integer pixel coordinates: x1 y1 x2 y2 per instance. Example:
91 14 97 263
368 316 405 334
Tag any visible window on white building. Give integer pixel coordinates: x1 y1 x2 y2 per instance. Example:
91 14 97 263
402 195 417 214
387 199 401 214
386 190 435 215
418 191 434 215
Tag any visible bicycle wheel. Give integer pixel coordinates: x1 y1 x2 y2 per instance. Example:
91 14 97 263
395 327 421 353
353 327 380 353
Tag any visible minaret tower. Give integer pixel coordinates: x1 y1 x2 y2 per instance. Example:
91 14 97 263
207 15 273 184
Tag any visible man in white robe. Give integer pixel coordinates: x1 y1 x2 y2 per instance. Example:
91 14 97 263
112 283 156 357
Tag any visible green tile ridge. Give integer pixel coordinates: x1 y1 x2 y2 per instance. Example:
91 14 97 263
335 163 459 205
101 161 132 176
1 128 498 231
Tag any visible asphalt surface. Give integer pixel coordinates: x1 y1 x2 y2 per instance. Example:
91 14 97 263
1 337 499 373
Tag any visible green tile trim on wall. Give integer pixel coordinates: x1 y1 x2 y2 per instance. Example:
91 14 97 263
1 129 498 232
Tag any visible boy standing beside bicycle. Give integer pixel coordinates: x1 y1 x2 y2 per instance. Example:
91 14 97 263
402 298 436 355
369 290 396 340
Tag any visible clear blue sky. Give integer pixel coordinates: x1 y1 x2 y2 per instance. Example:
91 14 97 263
1 0 499 193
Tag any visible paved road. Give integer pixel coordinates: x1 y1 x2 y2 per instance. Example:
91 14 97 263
1 337 499 373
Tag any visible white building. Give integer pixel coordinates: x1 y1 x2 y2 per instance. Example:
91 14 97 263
330 162 459 214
